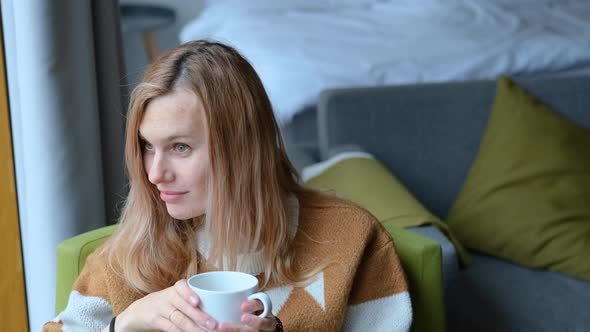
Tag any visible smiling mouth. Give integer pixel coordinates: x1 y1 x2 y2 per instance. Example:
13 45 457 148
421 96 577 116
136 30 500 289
159 191 188 202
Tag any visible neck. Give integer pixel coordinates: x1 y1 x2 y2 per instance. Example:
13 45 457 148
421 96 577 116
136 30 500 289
196 194 300 275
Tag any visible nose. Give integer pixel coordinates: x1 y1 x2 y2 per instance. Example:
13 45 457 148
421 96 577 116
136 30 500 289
147 153 174 185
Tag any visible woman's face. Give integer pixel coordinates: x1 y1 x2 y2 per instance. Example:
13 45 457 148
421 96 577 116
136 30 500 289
139 86 211 220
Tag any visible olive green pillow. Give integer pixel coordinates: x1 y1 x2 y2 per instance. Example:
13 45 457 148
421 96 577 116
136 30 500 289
303 151 471 268
447 76 590 281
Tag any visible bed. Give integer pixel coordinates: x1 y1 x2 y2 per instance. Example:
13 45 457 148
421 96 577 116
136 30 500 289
180 0 590 143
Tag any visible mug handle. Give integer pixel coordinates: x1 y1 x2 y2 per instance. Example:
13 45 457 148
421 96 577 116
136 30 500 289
247 292 272 318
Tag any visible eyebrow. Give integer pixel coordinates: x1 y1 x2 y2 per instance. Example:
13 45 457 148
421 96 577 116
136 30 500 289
138 133 194 142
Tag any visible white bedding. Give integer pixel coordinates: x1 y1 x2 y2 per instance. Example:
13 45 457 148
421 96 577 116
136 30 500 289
180 0 590 124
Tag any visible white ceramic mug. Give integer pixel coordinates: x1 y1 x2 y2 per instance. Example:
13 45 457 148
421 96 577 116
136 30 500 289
188 271 272 328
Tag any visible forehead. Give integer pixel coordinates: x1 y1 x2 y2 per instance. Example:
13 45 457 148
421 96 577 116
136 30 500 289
139 87 206 140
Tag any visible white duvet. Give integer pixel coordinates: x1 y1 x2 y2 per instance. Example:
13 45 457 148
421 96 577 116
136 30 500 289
180 0 590 124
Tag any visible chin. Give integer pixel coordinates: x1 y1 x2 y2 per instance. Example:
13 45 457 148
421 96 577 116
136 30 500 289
166 206 204 220
165 207 190 220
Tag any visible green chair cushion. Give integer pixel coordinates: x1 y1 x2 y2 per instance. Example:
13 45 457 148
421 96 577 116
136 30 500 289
54 224 117 315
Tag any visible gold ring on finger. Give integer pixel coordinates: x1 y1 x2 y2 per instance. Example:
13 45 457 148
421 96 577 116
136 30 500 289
168 308 180 322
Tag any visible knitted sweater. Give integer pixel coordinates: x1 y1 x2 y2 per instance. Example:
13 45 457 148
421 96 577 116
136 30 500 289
44 193 412 331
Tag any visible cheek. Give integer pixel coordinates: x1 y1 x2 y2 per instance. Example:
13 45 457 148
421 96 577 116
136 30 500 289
193 162 210 191
194 155 211 192
182 153 210 189
143 156 152 174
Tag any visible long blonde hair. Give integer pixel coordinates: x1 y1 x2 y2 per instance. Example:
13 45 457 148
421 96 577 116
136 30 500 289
104 40 315 295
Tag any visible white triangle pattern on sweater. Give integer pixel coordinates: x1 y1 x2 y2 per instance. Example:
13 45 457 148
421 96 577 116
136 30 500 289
304 272 326 311
264 284 295 316
264 271 326 316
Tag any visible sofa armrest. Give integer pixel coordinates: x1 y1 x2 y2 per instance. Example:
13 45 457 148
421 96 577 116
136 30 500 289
54 225 118 315
409 225 460 283
385 225 445 332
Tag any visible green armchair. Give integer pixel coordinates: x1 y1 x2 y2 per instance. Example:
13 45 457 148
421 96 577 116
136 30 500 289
54 225 445 332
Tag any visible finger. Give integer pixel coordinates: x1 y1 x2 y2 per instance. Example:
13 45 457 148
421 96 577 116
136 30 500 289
219 322 255 332
153 316 183 332
174 279 199 307
241 299 264 314
241 314 277 331
166 307 206 332
170 292 217 331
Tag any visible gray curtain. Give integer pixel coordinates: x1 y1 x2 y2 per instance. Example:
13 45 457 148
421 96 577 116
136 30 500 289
92 0 129 225
2 0 127 329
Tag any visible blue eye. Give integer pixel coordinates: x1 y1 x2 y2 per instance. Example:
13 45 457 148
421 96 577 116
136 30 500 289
175 143 190 153
143 142 154 151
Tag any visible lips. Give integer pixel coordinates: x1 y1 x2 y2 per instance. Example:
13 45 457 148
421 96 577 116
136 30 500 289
159 190 188 202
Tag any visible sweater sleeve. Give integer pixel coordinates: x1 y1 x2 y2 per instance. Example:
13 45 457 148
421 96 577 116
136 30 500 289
43 249 114 332
342 221 413 331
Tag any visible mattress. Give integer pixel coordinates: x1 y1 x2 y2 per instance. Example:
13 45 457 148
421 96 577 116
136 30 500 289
181 0 590 124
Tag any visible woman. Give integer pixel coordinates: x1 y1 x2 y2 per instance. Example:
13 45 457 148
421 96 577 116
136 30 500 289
44 40 412 332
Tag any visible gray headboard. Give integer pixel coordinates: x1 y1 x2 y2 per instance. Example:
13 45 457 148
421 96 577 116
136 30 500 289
318 75 590 218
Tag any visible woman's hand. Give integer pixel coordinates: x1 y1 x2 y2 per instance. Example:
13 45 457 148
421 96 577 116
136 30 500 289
115 279 218 332
219 299 278 332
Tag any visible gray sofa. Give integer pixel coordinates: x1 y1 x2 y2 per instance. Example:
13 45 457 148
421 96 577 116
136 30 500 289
285 75 590 331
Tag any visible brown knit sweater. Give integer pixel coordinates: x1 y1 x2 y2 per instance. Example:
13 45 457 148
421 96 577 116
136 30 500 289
44 193 412 331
